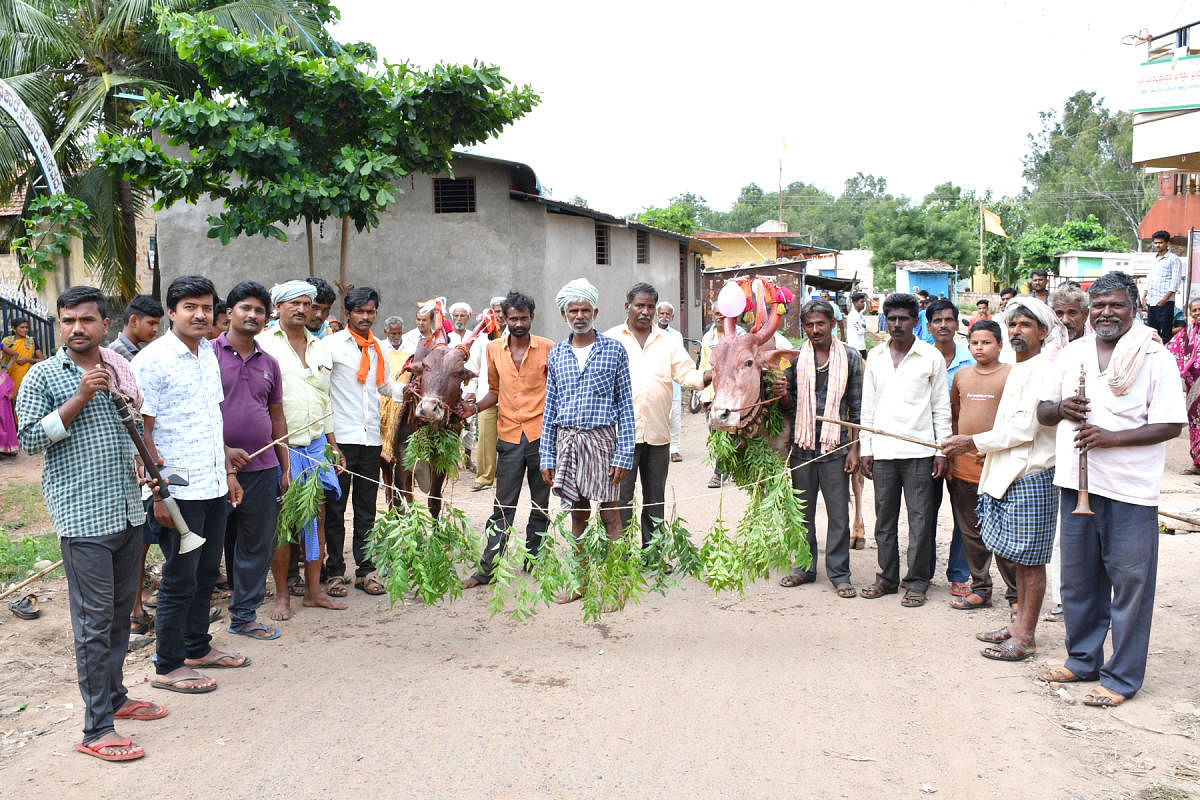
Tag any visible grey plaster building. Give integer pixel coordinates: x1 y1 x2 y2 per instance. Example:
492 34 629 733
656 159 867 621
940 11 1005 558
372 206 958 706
155 153 715 340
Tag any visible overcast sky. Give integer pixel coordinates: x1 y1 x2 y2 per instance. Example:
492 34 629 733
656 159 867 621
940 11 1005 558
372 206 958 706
332 1 1194 221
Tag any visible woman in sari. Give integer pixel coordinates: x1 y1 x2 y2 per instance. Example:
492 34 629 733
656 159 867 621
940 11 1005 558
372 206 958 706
1167 298 1200 474
1 317 43 396
0 369 16 456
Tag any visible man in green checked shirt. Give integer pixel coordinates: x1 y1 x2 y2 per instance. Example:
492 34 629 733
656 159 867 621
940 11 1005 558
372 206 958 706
16 286 168 762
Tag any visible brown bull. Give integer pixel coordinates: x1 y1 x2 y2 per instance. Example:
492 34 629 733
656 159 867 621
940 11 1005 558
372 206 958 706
386 333 478 518
706 305 798 454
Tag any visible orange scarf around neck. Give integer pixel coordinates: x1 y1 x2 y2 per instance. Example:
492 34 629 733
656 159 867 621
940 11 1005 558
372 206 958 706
348 328 385 386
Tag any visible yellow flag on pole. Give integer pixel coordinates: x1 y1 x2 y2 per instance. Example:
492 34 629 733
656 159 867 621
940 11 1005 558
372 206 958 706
982 205 1007 238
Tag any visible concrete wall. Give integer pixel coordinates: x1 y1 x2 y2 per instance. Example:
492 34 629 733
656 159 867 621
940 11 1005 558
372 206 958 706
154 154 687 339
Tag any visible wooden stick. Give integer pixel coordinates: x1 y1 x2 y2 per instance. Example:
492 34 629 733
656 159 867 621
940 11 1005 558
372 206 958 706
815 416 942 451
0 560 63 601
240 412 333 464
1158 509 1200 527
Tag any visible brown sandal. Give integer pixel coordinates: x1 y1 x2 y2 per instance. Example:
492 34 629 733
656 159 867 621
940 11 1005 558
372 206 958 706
325 576 349 598
779 572 814 588
835 583 857 598
950 592 992 610
981 640 1036 661
354 574 385 595
1082 686 1126 707
859 582 897 599
976 627 1011 644
1038 666 1093 683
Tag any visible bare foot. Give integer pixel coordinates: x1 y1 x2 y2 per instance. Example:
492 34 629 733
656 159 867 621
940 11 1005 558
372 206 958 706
270 598 292 621
555 589 584 605
302 590 348 610
461 575 486 589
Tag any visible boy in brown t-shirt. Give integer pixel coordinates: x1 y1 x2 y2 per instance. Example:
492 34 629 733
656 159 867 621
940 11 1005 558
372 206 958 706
946 320 1016 610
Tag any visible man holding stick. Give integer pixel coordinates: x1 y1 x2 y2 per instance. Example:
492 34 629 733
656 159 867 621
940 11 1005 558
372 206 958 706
942 299 1063 659
216 281 288 640
257 280 348 619
859 293 950 608
16 286 166 761
540 278 635 603
777 299 862 596
1037 272 1185 706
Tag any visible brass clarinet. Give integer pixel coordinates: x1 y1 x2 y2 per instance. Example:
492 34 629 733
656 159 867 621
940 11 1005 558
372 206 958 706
1072 363 1094 516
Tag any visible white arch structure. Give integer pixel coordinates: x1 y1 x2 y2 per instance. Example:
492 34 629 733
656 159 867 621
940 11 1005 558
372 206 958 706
0 78 66 197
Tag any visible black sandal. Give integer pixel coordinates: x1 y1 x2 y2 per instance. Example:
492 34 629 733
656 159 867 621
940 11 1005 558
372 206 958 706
8 593 39 620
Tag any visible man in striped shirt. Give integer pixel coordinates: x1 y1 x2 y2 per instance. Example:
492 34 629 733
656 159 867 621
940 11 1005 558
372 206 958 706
540 279 635 603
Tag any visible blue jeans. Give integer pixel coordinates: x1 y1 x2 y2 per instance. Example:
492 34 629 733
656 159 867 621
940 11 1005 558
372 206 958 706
928 477 969 583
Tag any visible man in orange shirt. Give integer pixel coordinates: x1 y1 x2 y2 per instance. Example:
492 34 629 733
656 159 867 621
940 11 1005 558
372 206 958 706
462 292 553 587
968 299 992 327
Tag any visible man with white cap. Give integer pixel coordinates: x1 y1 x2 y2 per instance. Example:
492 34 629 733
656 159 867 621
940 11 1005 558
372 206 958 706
654 301 685 463
540 278 635 602
447 302 472 347
466 296 507 491
256 280 348 619
942 296 1062 662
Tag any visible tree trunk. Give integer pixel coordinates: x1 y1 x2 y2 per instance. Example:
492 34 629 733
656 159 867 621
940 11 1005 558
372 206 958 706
306 218 315 276
117 177 137 300
336 214 351 295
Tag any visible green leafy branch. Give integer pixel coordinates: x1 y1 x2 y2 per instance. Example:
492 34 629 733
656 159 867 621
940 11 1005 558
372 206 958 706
11 195 91 291
274 446 333 547
402 425 462 483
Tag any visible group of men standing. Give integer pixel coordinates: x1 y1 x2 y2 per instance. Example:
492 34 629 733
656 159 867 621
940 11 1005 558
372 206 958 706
777 271 1184 710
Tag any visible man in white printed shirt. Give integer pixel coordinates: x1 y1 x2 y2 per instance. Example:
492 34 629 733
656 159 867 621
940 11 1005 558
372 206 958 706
858 292 951 608
322 287 401 595
133 275 248 693
606 283 710 557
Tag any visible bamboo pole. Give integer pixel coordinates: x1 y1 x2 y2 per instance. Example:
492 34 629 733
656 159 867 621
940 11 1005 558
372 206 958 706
237 412 333 466
1158 509 1200 528
815 416 942 451
0 560 63 601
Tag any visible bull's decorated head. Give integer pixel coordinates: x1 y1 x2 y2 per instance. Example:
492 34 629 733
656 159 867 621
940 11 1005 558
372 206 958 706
707 302 797 433
404 310 494 427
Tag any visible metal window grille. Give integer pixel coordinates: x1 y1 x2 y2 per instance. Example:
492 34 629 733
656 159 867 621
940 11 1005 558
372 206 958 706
433 177 476 213
637 230 649 264
595 223 610 265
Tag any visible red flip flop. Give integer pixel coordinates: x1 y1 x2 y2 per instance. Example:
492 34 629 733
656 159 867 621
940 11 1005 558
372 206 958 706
75 735 145 762
114 700 168 721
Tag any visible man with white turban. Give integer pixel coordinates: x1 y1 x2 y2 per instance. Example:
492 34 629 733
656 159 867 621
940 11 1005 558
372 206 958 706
941 295 1063 662
540 278 635 602
448 302 472 347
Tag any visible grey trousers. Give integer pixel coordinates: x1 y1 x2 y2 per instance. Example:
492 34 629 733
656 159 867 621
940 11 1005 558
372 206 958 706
1060 489 1159 698
225 467 281 627
788 451 852 586
59 525 141 744
475 434 550 581
871 457 935 592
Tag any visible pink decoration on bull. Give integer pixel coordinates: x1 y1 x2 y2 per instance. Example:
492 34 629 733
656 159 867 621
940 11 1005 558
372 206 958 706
716 280 747 318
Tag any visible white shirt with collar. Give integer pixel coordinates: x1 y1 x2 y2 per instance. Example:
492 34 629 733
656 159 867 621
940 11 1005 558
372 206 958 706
399 328 425 354
131 330 226 500
860 337 952 460
604 323 705 445
324 329 401 447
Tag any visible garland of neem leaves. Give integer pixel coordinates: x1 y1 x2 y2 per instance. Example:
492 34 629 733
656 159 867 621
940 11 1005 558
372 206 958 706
363 374 808 619
275 444 335 548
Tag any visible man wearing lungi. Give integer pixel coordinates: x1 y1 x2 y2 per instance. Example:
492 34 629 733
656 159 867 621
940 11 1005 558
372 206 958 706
942 297 1064 660
257 280 348 619
1037 271 1185 707
539 279 635 603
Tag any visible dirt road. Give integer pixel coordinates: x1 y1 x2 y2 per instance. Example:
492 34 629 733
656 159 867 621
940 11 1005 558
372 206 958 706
2 411 1199 799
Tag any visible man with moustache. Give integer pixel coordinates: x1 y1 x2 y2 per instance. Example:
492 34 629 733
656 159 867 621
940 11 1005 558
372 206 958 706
323 287 400 596
1043 283 1091 621
1038 272 1185 707
654 301 685 463
606 283 710 555
466 296 507 491
1027 269 1051 305
859 293 951 608
16 286 166 760
943 299 1064 660
382 316 405 355
777 300 862 596
133 276 248 692
306 277 337 339
460 292 552 587
257 281 347 619
215 281 289 640
448 302 472 346
541 279 635 603
400 306 435 353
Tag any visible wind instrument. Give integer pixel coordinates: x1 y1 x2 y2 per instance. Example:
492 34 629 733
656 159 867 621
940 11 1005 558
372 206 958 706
1072 364 1094 516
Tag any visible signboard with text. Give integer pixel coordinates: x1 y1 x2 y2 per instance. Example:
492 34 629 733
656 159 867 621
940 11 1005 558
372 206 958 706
1134 57 1200 113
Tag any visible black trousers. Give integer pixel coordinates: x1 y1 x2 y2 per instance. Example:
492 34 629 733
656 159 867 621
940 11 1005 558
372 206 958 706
224 467 281 627
60 525 141 744
475 435 550 581
618 442 671 546
871 457 935 593
1147 303 1175 345
155 496 228 674
324 442 381 579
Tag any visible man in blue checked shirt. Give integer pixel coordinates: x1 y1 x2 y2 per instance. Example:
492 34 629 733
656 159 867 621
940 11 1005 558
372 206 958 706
539 279 635 604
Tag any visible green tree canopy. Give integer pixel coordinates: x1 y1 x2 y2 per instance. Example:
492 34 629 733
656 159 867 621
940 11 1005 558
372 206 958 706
98 11 538 285
1022 90 1152 244
634 202 697 235
1018 214 1128 272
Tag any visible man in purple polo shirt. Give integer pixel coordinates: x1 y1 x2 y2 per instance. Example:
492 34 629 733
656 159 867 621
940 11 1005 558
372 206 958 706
216 281 290 640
